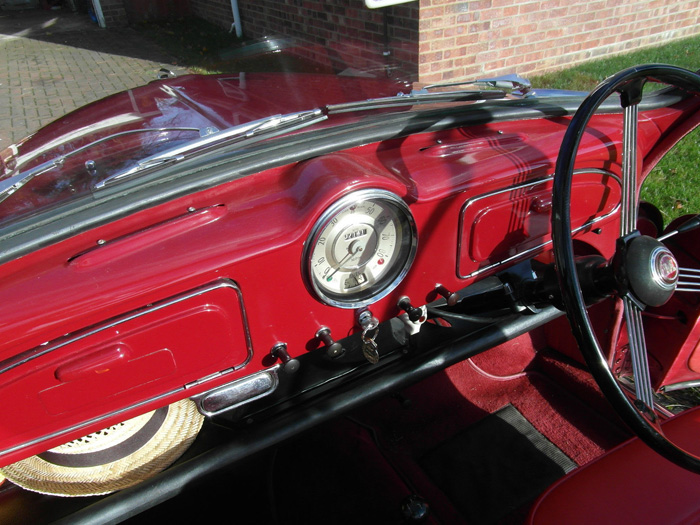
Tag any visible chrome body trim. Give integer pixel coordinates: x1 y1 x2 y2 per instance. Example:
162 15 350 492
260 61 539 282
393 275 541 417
456 168 622 280
0 279 254 376
0 279 254 460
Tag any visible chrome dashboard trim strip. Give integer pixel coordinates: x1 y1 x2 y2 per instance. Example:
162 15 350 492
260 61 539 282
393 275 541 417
456 168 622 280
0 279 254 376
0 279 255 460
0 385 186 460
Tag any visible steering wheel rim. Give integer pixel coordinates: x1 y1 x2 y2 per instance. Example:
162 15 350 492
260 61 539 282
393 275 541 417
551 64 700 473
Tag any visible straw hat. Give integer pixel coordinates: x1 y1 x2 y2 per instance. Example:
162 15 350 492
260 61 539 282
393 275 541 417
0 399 203 497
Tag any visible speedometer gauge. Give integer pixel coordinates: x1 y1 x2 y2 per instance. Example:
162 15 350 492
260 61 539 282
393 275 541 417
304 189 417 308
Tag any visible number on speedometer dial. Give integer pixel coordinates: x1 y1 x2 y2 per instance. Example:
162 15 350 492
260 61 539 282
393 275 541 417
304 189 417 308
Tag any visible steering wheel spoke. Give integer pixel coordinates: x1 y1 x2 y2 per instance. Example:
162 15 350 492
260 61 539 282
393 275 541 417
621 102 640 236
622 295 655 409
676 267 700 292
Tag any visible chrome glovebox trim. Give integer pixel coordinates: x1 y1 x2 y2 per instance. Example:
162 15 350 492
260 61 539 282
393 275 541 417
457 168 622 279
0 279 253 376
0 279 254 461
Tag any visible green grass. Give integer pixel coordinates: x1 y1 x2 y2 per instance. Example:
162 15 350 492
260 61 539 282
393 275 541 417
530 36 700 91
639 131 700 223
531 35 700 224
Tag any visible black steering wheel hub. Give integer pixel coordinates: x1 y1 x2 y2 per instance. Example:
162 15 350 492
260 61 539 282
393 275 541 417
623 235 678 307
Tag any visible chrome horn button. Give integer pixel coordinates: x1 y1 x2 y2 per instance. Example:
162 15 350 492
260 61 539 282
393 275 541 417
651 246 679 289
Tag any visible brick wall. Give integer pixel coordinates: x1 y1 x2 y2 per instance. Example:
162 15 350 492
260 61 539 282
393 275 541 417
99 0 129 26
419 0 700 83
190 0 419 79
187 0 700 82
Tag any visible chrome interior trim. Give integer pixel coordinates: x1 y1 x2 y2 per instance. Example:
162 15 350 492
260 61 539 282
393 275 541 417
0 279 254 376
194 366 280 417
0 385 184 460
674 266 700 292
621 103 639 236
302 188 418 309
623 295 655 409
0 279 255 460
661 379 700 392
618 375 675 419
456 168 622 279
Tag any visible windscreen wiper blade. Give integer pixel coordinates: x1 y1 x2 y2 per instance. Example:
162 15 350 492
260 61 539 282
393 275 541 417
419 74 532 95
326 74 532 115
95 109 327 189
326 90 507 114
0 162 59 206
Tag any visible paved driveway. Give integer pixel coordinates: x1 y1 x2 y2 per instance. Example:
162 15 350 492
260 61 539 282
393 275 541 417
0 8 189 147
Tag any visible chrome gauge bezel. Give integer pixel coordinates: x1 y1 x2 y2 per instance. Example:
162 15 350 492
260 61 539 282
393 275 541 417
303 189 418 309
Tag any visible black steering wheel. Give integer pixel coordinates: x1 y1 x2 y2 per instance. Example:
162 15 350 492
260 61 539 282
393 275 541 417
552 64 700 472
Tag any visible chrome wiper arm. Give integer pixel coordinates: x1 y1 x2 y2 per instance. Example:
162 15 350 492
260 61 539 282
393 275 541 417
420 74 532 96
326 90 507 114
0 159 63 206
327 74 532 115
0 127 205 206
96 108 326 189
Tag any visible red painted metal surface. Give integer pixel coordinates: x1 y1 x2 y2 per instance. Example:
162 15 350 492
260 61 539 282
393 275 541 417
529 406 700 525
0 71 697 470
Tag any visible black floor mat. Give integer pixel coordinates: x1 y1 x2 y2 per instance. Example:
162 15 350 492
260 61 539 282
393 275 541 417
420 404 577 524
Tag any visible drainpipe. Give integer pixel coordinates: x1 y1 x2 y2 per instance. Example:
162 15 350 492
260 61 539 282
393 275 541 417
229 0 243 38
91 0 106 29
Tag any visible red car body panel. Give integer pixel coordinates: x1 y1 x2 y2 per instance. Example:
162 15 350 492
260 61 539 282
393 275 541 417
0 72 698 472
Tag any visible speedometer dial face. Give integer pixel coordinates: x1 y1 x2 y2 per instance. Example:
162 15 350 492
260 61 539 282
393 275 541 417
304 189 417 308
